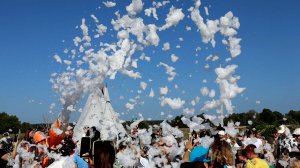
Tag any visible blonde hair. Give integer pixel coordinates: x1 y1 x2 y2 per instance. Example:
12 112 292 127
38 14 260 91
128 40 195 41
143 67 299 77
211 140 234 167
290 158 300 168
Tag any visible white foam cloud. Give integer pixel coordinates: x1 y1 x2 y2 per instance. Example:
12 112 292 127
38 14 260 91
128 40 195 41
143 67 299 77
158 62 176 81
190 0 219 47
90 14 99 23
160 6 185 31
186 26 191 31
170 54 179 63
126 0 143 16
63 60 72 65
103 1 116 7
149 88 155 97
206 54 219 62
160 86 169 95
161 97 185 110
181 116 206 132
200 87 209 96
209 89 216 98
215 65 246 114
54 54 62 64
162 42 170 51
145 7 158 20
140 81 147 90
204 6 209 15
183 108 195 116
96 24 107 37
145 24 160 46
228 37 241 58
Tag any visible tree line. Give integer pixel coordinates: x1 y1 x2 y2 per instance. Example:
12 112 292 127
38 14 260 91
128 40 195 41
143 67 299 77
0 112 31 134
1 109 300 134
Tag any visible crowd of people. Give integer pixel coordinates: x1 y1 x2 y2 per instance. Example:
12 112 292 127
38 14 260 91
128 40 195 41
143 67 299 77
0 121 300 168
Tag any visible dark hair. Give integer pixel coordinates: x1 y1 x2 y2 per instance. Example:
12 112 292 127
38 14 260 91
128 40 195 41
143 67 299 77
92 141 115 168
271 128 278 134
60 136 76 156
92 129 101 144
180 161 207 168
245 144 256 154
199 130 210 138
236 149 247 157
23 128 34 142
245 129 254 138
216 125 225 131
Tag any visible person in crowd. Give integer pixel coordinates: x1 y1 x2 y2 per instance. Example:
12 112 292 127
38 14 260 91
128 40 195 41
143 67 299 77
278 125 292 150
23 128 36 144
290 158 300 168
0 137 19 168
83 126 90 137
209 138 234 168
33 131 53 167
138 145 150 168
13 141 30 168
180 161 208 168
91 126 101 144
268 128 280 159
261 137 276 168
236 149 247 168
182 135 209 163
244 144 269 168
189 138 209 163
65 125 74 139
28 146 43 168
292 128 300 151
289 128 300 162
89 141 115 168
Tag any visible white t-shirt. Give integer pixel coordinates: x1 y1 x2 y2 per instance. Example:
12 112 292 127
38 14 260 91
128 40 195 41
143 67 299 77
138 157 150 168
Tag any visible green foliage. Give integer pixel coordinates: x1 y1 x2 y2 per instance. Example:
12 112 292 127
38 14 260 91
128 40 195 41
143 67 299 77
224 110 258 126
286 110 300 124
21 122 32 133
259 108 277 124
138 121 150 129
0 112 22 133
170 115 187 128
224 109 300 127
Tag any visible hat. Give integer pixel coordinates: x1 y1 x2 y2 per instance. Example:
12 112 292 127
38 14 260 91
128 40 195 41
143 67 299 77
218 130 225 136
33 131 47 144
292 128 300 135
67 126 73 131
278 125 286 134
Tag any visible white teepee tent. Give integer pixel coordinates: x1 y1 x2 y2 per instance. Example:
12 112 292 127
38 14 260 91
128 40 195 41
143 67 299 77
73 86 126 141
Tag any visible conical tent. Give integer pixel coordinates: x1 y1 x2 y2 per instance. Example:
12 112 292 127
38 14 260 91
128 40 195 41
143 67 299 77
73 86 126 141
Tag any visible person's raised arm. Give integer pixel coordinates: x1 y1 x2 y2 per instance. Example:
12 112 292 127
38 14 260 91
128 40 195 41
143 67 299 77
182 136 194 163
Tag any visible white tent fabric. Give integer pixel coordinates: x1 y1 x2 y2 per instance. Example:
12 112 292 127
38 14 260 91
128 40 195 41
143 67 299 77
73 86 126 141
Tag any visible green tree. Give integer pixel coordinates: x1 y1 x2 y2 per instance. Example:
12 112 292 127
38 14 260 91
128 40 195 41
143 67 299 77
20 122 32 133
286 110 300 125
0 112 22 133
259 108 276 124
139 121 150 129
170 115 187 128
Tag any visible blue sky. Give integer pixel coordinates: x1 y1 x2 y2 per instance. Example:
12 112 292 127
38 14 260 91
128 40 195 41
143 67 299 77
0 0 299 123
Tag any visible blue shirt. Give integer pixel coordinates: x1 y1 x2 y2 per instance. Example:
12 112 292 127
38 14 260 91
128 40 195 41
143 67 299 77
189 146 210 162
74 153 89 168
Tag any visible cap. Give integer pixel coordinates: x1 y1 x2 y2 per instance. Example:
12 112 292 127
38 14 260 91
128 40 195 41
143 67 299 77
278 125 286 134
33 131 47 144
67 126 73 131
292 128 300 135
